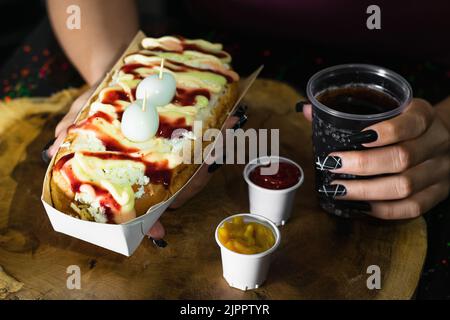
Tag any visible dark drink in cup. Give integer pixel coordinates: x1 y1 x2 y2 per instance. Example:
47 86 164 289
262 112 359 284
306 64 412 217
317 86 400 115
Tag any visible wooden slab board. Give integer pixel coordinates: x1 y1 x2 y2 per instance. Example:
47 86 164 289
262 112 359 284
0 79 426 299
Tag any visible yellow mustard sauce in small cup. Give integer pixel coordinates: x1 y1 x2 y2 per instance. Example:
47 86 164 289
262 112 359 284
217 216 276 255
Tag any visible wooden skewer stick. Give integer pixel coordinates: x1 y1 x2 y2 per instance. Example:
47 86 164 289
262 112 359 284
159 58 165 79
142 92 147 112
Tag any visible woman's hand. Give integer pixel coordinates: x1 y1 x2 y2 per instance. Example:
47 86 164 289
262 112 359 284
303 98 450 219
47 87 95 157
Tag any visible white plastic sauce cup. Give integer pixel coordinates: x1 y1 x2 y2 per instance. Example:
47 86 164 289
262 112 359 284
244 156 304 226
215 213 281 291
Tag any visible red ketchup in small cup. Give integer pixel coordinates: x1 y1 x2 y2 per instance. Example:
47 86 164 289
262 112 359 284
249 162 301 190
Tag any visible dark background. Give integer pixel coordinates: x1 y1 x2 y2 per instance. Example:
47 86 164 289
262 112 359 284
0 0 449 299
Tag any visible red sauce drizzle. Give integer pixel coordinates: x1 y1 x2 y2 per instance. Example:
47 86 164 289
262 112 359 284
69 112 139 153
82 152 138 161
169 36 229 59
174 88 210 106
95 186 121 222
82 152 172 187
68 111 113 134
249 162 301 190
89 111 115 123
121 61 182 77
100 135 138 153
182 43 228 59
101 90 130 120
156 116 192 140
121 63 147 75
54 38 231 217
118 64 214 108
103 208 115 223
124 52 234 82
60 161 119 223
64 164 82 192
53 151 172 222
54 153 75 171
101 90 131 106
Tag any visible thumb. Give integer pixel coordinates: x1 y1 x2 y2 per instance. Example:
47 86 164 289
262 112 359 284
147 220 165 240
47 132 67 157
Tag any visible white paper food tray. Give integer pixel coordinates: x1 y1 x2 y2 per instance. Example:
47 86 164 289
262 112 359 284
41 31 262 256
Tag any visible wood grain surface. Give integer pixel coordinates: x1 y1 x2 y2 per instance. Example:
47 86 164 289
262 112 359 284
0 79 427 300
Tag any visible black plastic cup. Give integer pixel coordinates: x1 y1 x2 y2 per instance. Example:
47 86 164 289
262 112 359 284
306 64 413 218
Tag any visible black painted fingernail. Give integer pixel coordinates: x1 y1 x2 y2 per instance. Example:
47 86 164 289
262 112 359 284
41 138 56 165
295 101 308 112
149 237 167 248
315 155 342 171
233 104 248 118
347 130 378 144
232 113 248 130
336 200 371 212
319 184 347 198
41 149 51 165
208 162 223 173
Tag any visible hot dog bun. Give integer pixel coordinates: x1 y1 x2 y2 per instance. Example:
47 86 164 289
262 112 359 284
50 34 239 224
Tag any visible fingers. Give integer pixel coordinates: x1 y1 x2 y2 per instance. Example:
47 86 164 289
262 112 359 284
55 87 94 137
47 132 68 157
332 155 450 200
55 115 74 138
329 155 450 220
368 180 450 219
329 117 449 176
362 98 435 147
303 104 312 122
316 97 449 220
146 220 165 239
47 89 94 159
224 115 239 130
